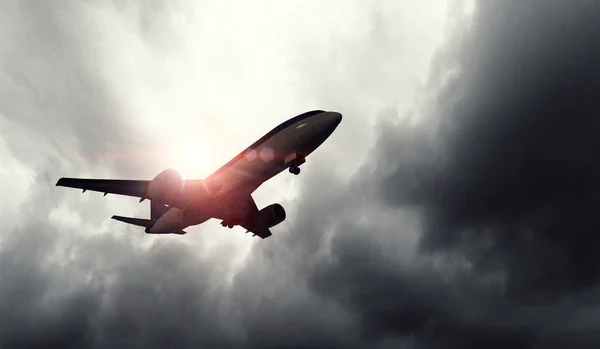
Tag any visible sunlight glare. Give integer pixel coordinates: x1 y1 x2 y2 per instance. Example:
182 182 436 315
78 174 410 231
170 144 215 179
187 145 211 167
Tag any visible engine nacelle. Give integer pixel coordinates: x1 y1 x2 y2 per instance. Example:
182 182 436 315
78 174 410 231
147 168 183 203
253 203 286 228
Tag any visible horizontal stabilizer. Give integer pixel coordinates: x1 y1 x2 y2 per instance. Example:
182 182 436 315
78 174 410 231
111 215 187 235
111 215 153 228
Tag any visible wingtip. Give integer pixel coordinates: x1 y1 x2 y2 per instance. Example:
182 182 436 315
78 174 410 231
55 178 64 186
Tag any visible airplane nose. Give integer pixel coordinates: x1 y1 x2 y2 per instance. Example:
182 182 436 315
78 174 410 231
332 112 342 125
319 112 342 139
326 112 342 128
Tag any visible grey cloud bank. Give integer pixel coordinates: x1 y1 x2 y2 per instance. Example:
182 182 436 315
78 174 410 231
1 0 600 348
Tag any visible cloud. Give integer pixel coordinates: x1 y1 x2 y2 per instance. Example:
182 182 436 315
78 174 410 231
306 0 600 347
378 0 600 299
2 0 599 348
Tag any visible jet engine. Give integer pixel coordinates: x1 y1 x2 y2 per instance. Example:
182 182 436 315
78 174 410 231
147 168 183 203
253 203 286 228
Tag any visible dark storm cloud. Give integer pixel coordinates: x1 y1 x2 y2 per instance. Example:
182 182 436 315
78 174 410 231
0 159 256 349
379 0 600 299
0 165 358 349
305 0 600 347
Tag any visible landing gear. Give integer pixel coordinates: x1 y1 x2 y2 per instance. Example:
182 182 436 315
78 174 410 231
221 221 232 228
285 152 304 176
220 220 235 229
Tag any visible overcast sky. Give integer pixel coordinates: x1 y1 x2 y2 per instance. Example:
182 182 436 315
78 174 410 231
1 0 600 348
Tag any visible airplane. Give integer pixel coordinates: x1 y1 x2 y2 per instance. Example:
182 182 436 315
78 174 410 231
56 110 342 238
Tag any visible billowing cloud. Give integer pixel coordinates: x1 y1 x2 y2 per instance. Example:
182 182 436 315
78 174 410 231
310 0 600 347
379 0 600 299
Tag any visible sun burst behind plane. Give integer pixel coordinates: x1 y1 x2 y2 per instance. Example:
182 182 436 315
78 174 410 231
171 144 215 180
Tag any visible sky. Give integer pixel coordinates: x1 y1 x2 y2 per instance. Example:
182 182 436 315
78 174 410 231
0 0 599 348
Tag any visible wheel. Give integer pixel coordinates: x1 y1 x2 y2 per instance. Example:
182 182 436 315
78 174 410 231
289 166 300 175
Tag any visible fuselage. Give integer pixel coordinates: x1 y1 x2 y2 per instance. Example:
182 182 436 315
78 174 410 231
149 110 342 233
212 110 342 195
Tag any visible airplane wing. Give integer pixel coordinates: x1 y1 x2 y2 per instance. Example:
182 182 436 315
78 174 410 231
239 195 272 239
240 223 272 239
56 178 150 199
212 193 272 239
